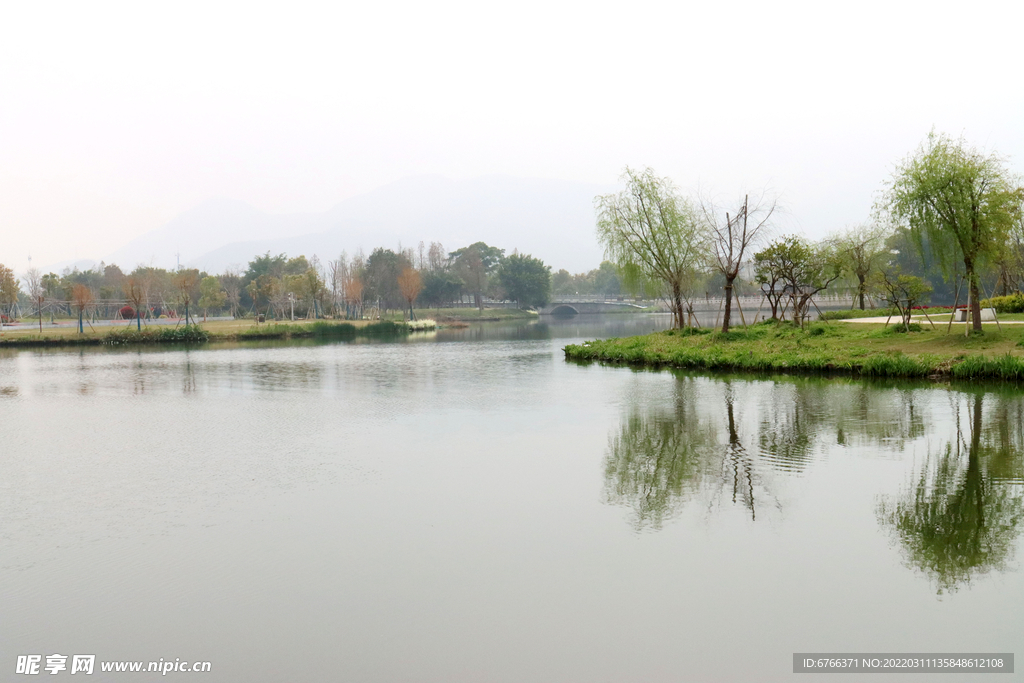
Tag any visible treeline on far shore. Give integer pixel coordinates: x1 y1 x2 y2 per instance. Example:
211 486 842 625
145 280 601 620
0 241 567 327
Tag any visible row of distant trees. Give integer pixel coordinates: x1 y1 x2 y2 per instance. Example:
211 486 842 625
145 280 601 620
0 241 555 327
596 132 1024 332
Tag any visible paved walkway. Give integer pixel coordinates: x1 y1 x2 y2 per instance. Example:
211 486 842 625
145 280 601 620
840 315 1024 325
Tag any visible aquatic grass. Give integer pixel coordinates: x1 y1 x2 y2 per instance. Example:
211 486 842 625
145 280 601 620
858 352 932 377
236 324 291 339
104 325 210 345
237 320 407 340
951 354 1024 380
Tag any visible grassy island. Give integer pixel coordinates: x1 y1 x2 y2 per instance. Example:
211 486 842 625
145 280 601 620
564 320 1024 380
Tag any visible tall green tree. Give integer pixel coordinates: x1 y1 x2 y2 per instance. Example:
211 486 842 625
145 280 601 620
450 242 504 310
497 253 551 308
882 132 1022 331
199 276 226 321
0 263 20 324
420 270 463 308
363 248 410 312
596 167 705 328
753 236 844 324
593 261 621 297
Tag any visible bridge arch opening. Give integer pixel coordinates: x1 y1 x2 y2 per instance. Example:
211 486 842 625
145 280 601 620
550 305 579 317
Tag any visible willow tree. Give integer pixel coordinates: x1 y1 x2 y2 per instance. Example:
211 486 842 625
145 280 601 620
883 132 1022 332
595 167 705 328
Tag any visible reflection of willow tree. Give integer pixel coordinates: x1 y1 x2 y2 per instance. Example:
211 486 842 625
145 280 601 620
756 381 823 472
833 381 925 450
603 379 773 530
878 393 1024 593
604 407 716 531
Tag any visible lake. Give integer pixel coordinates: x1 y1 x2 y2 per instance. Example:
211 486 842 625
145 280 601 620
2 314 1021 681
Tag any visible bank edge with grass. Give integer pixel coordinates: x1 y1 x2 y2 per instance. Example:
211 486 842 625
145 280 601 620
0 320 423 349
564 320 1024 381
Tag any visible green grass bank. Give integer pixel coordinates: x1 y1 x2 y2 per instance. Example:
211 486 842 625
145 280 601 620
0 320 415 349
407 307 537 322
564 320 1024 380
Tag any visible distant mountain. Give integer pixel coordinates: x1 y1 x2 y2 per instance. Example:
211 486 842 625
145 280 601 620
103 175 611 274
106 197 336 270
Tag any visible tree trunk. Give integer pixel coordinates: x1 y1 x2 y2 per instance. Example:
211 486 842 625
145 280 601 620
968 267 982 332
857 273 866 310
672 282 684 329
721 278 735 333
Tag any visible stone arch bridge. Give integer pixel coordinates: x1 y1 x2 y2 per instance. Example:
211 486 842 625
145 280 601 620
538 300 648 315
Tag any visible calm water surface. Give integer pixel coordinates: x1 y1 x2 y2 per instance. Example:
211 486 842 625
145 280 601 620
2 315 1022 682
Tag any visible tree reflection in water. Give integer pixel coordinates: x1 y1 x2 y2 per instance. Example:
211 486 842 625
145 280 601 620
602 378 779 530
878 392 1024 594
604 375 1024 590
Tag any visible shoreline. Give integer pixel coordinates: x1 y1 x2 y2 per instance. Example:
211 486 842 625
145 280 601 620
563 321 1024 381
0 320 423 349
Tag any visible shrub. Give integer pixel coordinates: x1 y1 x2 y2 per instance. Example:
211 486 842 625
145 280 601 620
119 305 136 319
104 324 210 345
980 294 1024 313
876 322 923 335
819 308 898 320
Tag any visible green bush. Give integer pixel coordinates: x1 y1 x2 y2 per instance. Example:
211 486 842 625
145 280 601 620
104 324 210 345
819 308 898 320
980 293 1024 313
876 322 923 335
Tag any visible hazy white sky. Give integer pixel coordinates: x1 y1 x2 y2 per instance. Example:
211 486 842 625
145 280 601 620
2 0 1022 271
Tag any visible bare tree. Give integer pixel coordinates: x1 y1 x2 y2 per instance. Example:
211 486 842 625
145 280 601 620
23 267 44 332
71 284 94 334
174 270 200 325
123 276 145 330
835 223 890 309
701 192 777 332
328 253 347 317
427 242 447 272
221 269 242 318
